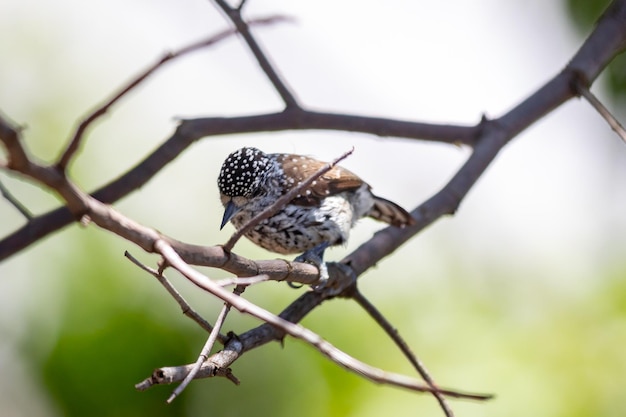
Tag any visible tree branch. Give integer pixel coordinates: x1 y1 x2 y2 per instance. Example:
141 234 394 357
142 240 492 401
0 179 32 220
0 110 477 262
167 285 244 403
124 250 225 340
2 2 626 414
351 287 454 417
55 15 290 171
211 0 300 108
575 80 626 144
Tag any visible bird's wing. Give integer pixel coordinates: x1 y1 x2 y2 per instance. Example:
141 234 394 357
275 154 366 206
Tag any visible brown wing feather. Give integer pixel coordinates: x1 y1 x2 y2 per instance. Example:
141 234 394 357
275 153 415 226
276 154 365 205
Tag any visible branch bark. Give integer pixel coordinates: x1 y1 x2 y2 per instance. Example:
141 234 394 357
2 1 626 415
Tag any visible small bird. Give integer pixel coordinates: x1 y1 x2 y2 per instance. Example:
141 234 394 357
217 147 415 282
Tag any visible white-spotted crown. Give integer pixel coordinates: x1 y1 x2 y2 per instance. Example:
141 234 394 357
217 147 272 198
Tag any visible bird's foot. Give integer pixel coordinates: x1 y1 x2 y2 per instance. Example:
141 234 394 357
293 242 330 291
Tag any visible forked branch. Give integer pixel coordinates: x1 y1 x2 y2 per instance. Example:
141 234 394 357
55 15 291 171
2 2 626 416
141 240 493 402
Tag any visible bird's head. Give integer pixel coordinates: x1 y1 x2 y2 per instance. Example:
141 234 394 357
217 147 272 229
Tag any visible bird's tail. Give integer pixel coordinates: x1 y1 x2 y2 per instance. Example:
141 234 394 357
368 196 415 227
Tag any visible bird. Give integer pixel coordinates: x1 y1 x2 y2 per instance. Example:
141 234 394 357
217 147 415 284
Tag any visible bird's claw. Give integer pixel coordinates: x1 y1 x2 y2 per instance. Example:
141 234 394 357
293 242 330 290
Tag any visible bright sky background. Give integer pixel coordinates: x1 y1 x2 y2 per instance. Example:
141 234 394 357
1 1 625 416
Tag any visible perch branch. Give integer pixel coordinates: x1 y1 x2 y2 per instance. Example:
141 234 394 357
215 274 270 287
136 3 626 405
0 111 478 262
2 2 626 414
151 239 491 400
3 1 626 263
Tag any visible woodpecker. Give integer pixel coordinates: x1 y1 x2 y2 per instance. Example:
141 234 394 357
217 147 415 284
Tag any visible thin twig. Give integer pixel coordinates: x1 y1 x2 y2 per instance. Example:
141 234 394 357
124 250 226 342
55 15 292 171
215 274 270 287
236 0 248 11
575 80 626 144
352 287 457 417
153 239 492 400
211 0 299 108
222 147 354 252
168 285 244 403
136 361 240 390
0 179 32 219
0 114 31 172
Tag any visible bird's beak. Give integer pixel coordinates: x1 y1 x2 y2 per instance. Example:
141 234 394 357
220 199 241 230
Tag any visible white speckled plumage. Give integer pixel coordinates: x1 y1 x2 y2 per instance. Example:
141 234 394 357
217 147 414 254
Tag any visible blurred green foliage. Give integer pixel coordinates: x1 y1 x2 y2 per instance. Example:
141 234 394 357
566 0 612 28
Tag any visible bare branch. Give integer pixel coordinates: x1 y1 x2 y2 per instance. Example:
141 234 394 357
575 79 626 144
3 3 626 413
211 0 299 108
152 239 490 400
140 349 492 400
215 274 270 287
167 285 244 403
55 15 291 171
236 0 248 12
0 113 31 172
136 361 240 391
3 0 626 264
222 147 354 252
124 251 225 339
0 147 324 287
351 287 454 417
343 0 626 279
0 179 32 220
0 104 492 407
0 111 477 262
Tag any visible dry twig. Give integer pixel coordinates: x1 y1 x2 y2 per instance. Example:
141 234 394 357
0 179 32 220
124 250 224 339
211 0 299 108
55 15 291 171
151 239 491 401
351 287 455 417
574 79 626 144
215 274 270 287
167 285 245 403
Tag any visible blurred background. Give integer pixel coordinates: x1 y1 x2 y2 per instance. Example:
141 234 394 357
1 0 626 416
